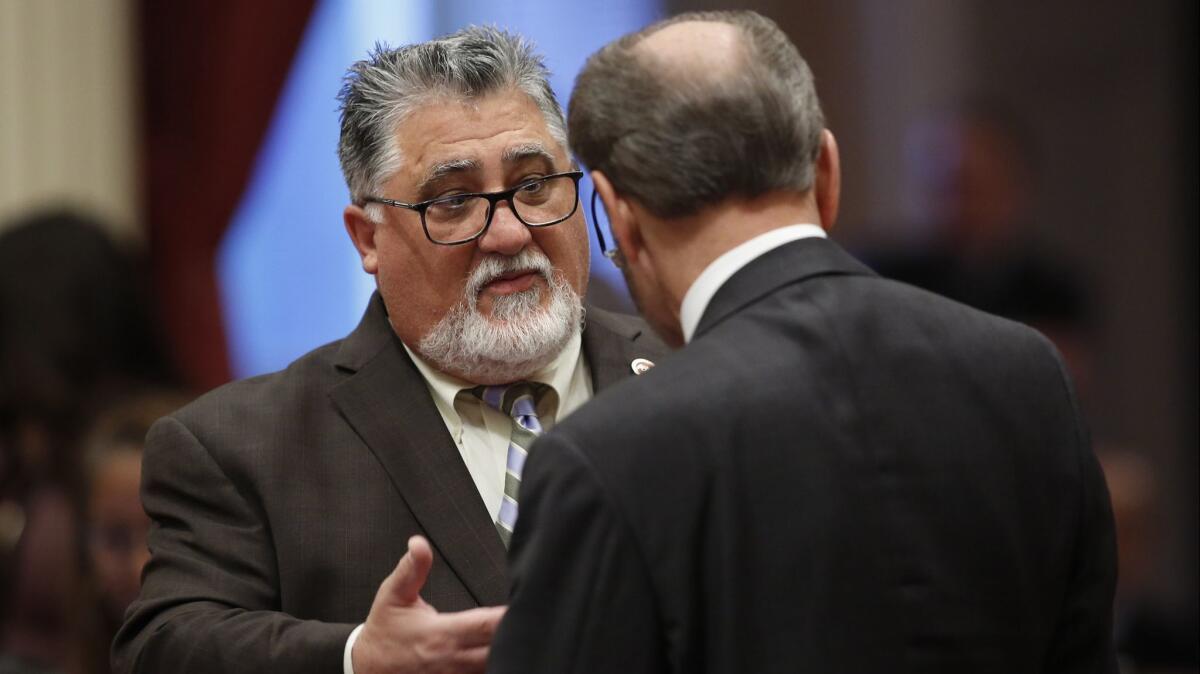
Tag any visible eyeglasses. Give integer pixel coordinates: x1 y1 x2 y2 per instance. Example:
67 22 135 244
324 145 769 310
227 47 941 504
363 170 584 246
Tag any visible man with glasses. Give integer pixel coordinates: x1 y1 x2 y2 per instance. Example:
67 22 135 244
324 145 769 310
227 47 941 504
489 11 1117 674
113 26 663 674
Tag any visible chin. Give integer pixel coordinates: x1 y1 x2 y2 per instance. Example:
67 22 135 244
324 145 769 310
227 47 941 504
454 351 561 386
418 273 583 384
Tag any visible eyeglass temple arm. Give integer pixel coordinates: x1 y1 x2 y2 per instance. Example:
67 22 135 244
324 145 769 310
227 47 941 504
589 189 619 259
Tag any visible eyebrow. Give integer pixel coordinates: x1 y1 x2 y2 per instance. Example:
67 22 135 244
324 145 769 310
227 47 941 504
414 143 559 199
502 143 557 167
416 158 481 198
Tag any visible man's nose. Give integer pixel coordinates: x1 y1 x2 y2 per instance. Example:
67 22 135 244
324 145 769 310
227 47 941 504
477 201 532 256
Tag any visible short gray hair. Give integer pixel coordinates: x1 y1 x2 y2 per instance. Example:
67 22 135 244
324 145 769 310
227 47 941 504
569 11 824 219
337 26 567 206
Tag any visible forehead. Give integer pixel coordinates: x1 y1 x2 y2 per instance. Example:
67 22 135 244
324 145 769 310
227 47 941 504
391 89 566 188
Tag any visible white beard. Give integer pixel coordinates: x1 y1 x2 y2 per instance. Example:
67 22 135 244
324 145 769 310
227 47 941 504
417 248 583 384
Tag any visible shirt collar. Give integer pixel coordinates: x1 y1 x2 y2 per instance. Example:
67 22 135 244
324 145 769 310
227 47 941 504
679 224 826 343
401 328 583 433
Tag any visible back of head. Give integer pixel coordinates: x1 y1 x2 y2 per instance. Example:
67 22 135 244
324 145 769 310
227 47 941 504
337 26 567 208
569 10 824 219
0 210 175 477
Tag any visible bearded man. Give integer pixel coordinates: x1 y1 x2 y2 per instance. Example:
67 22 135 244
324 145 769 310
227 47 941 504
113 26 664 674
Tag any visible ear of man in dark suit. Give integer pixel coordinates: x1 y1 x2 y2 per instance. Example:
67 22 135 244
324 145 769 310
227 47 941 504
488 11 1117 674
112 28 665 674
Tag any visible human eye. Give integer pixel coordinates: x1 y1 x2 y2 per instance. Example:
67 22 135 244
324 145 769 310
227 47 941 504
435 193 472 208
514 176 550 201
426 192 480 223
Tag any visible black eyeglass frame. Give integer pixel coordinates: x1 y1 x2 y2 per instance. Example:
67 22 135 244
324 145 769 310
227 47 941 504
362 170 585 246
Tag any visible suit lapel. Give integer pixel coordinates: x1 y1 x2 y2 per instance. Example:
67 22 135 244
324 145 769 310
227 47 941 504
695 237 874 339
325 296 665 607
329 295 508 606
582 306 668 392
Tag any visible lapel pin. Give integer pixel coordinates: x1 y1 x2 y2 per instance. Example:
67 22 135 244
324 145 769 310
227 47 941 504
630 358 655 375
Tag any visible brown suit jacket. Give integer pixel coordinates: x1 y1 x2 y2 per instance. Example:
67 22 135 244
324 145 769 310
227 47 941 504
112 293 667 673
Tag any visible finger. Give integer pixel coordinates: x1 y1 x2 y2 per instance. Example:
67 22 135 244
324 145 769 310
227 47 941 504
450 644 490 673
385 535 434 606
438 605 507 648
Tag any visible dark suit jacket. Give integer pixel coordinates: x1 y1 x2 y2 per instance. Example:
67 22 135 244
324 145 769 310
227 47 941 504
112 293 666 674
489 238 1117 674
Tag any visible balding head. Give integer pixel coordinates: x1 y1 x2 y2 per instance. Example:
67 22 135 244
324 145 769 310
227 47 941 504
635 20 745 80
569 10 824 219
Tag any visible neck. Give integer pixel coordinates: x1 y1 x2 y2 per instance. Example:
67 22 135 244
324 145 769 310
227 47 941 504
643 191 821 308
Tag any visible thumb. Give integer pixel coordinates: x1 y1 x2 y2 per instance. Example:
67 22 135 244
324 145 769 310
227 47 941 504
386 535 434 606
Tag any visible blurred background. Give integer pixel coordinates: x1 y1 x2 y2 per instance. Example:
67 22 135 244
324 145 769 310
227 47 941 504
0 1 1195 672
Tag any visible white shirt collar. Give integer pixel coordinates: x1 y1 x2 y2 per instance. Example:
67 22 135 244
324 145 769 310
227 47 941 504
679 224 826 343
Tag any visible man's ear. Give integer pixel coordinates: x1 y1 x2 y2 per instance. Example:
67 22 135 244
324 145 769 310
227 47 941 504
814 129 841 232
344 205 379 274
591 170 645 266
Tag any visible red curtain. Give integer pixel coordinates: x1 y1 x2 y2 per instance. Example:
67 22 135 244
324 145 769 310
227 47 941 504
139 0 316 391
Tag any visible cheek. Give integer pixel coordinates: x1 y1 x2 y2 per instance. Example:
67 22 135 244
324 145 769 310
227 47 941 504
624 268 683 347
538 219 590 290
623 264 654 311
375 236 473 340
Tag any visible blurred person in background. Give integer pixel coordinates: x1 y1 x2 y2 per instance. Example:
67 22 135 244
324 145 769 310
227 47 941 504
866 103 1096 394
67 392 192 674
113 26 664 674
0 211 177 674
1097 447 1200 673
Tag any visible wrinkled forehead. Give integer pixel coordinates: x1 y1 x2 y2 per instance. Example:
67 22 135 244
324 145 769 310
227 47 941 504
419 141 557 181
392 90 570 193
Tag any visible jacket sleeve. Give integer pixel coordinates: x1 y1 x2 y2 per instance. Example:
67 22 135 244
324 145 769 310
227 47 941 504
487 431 666 674
112 415 355 674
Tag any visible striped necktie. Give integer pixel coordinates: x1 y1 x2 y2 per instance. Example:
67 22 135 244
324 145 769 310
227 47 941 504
471 382 548 547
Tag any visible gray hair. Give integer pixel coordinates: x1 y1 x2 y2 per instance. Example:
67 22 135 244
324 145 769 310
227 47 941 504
337 26 567 207
569 11 824 219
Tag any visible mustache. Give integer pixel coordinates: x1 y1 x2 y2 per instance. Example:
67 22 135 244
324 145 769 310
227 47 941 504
465 250 554 297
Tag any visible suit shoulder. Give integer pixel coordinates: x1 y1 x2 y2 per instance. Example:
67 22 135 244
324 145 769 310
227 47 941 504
808 273 1061 363
550 347 712 469
170 338 346 441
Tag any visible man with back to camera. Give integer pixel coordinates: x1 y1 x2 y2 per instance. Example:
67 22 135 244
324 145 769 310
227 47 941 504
487 11 1118 674
111 26 665 674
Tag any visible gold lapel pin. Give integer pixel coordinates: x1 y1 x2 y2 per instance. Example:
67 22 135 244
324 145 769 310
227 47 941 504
630 358 655 375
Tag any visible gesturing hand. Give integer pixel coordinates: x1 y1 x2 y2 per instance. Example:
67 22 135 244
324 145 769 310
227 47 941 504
352 536 506 674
